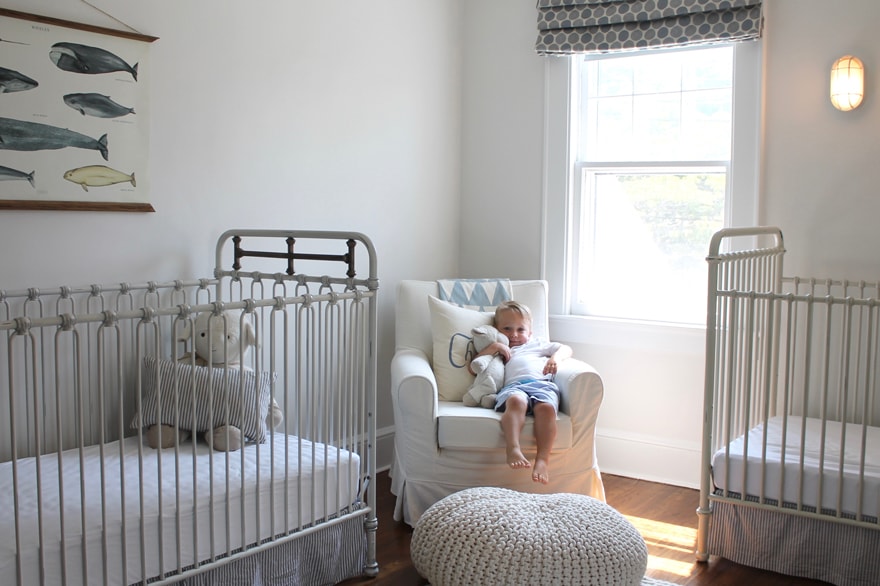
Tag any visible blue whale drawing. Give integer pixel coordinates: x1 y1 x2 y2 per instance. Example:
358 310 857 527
0 117 109 160
0 165 35 188
49 42 138 81
63 93 135 118
0 66 38 93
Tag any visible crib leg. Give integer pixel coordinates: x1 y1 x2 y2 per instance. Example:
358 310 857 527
695 504 711 562
364 514 379 577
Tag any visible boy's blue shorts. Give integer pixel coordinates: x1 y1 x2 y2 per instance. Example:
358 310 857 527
494 378 560 415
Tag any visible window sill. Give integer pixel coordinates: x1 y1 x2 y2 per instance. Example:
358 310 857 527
549 314 706 355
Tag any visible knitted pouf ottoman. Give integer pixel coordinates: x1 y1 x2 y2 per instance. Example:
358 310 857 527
411 487 648 586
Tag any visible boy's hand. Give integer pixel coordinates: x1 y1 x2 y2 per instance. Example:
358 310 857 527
468 341 511 375
492 341 511 363
543 358 558 376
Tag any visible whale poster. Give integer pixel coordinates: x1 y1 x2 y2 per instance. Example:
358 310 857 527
0 9 157 211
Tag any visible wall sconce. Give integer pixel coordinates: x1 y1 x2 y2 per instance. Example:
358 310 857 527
830 55 864 111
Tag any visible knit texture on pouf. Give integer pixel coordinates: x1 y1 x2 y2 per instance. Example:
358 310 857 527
411 487 647 586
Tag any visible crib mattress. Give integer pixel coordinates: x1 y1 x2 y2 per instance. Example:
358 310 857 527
0 433 361 585
711 415 880 519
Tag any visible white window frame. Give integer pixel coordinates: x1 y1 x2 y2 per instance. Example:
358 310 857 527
541 41 762 336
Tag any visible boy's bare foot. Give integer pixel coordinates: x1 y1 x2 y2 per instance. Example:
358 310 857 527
507 447 531 469
532 458 550 484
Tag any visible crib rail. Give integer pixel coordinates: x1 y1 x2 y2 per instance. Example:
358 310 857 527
1 281 218 459
697 227 880 562
0 230 379 585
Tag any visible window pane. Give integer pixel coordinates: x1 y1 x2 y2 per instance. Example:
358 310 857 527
584 96 633 160
594 60 633 97
682 47 733 91
633 93 681 158
577 170 726 324
681 88 731 160
631 53 681 95
580 47 732 163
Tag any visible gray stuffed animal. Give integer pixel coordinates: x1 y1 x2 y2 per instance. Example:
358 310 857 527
146 311 283 451
463 324 508 408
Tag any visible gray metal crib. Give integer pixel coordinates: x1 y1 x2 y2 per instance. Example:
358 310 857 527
0 229 379 586
697 226 880 586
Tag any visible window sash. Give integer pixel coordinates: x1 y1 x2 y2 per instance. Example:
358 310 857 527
570 163 728 323
540 40 761 321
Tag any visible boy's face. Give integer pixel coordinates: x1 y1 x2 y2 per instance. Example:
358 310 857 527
495 309 531 348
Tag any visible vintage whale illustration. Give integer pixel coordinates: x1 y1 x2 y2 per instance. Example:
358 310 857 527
0 66 38 93
63 93 135 118
0 165 35 188
49 42 138 81
64 165 134 191
0 117 109 160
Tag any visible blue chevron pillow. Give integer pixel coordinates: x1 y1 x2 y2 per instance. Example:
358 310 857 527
437 278 512 311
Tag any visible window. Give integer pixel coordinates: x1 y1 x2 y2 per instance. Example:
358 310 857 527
543 42 761 326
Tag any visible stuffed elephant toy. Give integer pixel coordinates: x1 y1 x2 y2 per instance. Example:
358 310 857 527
146 311 283 451
463 324 508 408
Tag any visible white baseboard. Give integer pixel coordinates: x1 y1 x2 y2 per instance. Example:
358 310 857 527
596 428 701 489
376 426 702 489
376 424 396 473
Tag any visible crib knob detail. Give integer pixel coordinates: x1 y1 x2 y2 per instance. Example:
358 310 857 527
12 316 31 335
58 313 77 331
101 310 118 326
140 306 157 323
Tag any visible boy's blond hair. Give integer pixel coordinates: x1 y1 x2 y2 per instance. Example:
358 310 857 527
494 300 532 326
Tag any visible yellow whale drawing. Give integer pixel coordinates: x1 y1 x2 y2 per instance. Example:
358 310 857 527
63 165 136 191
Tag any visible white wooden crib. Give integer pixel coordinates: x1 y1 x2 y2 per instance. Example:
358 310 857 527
697 226 880 586
0 229 379 586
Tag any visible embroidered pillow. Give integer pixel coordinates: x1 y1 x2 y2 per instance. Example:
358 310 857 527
428 296 493 401
131 356 274 443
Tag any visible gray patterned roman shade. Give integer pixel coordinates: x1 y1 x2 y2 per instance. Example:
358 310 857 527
535 0 763 55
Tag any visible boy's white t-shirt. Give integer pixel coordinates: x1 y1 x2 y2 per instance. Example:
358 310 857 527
503 338 561 386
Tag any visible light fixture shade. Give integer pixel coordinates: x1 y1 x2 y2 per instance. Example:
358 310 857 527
830 55 864 111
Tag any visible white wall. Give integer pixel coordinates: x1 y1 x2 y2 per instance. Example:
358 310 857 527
460 0 880 487
460 0 545 278
0 0 465 466
6 0 880 485
762 0 880 278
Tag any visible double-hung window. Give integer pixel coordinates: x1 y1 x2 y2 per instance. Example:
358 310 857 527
545 42 761 326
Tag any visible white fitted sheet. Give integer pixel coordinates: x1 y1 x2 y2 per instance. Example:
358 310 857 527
0 433 361 585
712 415 880 519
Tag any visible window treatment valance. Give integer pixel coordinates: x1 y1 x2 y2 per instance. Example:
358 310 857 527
535 0 763 55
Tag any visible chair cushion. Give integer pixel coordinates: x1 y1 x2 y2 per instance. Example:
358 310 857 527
428 296 493 401
437 402 572 451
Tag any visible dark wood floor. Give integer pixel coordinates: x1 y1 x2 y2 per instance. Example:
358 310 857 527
341 470 831 586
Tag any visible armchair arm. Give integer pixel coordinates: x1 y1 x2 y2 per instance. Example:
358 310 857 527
390 348 440 421
390 348 441 459
555 358 604 445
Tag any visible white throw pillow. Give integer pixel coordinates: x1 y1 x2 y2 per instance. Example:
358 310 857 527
131 356 274 442
428 296 493 401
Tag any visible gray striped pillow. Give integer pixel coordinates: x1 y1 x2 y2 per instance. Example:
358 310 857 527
132 356 274 443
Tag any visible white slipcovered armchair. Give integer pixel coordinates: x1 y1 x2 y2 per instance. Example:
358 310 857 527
389 279 605 526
